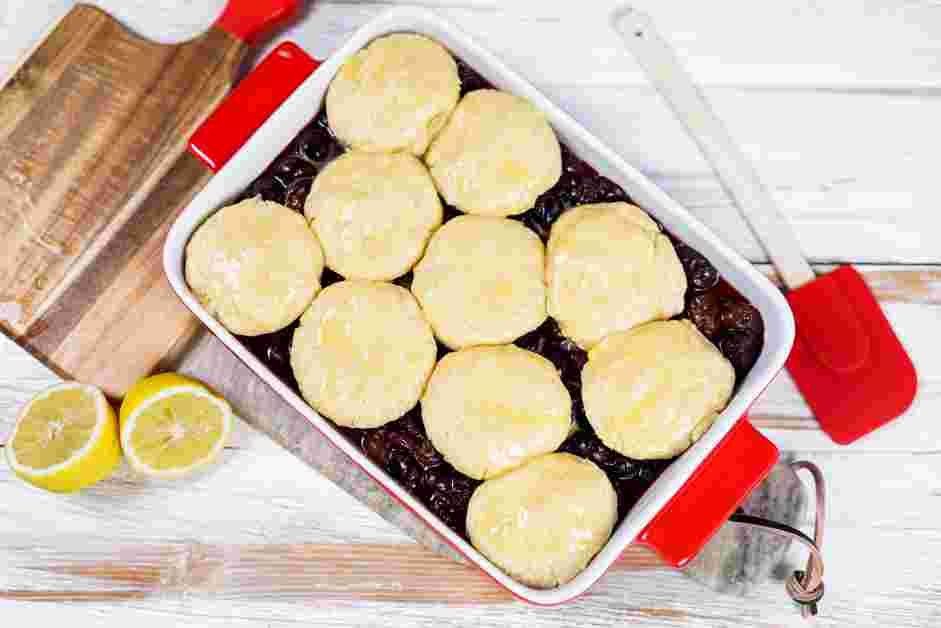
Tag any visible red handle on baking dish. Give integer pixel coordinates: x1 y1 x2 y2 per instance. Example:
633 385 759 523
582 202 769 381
190 42 321 171
636 416 778 568
215 0 299 43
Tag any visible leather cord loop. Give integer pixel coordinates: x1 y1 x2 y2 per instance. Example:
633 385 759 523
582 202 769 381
728 461 826 618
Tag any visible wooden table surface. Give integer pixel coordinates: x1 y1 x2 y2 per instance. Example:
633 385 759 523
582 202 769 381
2 1 939 626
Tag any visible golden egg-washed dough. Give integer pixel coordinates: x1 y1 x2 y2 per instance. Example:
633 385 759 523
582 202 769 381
581 320 735 460
326 33 460 155
425 89 561 216
546 202 687 350
411 215 547 349
305 151 442 280
185 198 324 336
467 453 617 588
421 345 571 480
290 280 437 428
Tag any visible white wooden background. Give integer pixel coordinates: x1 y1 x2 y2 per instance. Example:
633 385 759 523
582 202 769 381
2 1 940 626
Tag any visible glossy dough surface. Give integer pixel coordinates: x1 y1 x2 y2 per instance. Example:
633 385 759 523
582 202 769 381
290 280 437 428
412 215 547 349
326 33 460 155
425 89 562 216
467 453 617 588
185 198 323 336
421 345 571 480
546 202 687 349
305 151 442 280
581 320 735 459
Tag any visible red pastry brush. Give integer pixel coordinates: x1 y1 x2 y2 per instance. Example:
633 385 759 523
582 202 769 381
615 8 917 444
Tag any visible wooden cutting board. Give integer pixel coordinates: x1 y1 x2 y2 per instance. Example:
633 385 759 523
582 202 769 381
0 1 296 398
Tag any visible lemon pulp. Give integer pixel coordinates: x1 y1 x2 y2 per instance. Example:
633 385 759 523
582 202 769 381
6 383 121 493
120 373 231 478
127 391 226 471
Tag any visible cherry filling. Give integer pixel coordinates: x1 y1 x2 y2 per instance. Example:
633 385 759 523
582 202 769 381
232 59 763 539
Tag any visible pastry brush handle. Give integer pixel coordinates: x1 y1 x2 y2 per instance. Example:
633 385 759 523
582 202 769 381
614 7 816 290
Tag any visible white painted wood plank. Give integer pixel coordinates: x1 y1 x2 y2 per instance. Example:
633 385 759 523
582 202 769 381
1 524 940 626
8 0 941 89
288 1 941 89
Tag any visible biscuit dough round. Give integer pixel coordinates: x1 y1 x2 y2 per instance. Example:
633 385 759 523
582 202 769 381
547 202 687 349
467 453 617 588
421 345 571 480
425 89 561 216
326 33 460 155
185 198 324 336
290 280 437 428
581 320 735 460
305 151 442 280
411 215 547 349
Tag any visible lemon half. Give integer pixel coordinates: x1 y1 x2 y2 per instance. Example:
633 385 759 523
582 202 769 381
119 373 232 479
5 383 121 493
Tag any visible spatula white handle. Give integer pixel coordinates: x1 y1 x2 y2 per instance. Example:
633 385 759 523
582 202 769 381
614 8 816 290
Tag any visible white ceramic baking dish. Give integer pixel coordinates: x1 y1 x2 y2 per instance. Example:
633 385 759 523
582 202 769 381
164 7 795 604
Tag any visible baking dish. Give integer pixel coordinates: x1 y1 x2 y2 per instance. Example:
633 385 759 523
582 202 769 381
163 7 795 604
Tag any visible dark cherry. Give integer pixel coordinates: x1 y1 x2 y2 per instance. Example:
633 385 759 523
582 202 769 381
456 60 492 94
384 429 418 454
573 175 629 205
284 177 314 212
687 292 721 338
321 268 344 288
676 244 720 293
413 437 444 470
515 321 552 355
561 144 597 178
523 183 571 238
616 479 653 520
520 208 553 241
393 272 414 290
245 176 285 204
520 173 630 239
442 203 463 223
426 492 466 531
395 408 425 435
423 464 479 534
270 156 317 184
719 331 762 375
558 338 588 372
235 324 297 387
364 430 388 466
719 299 763 334
389 453 423 493
571 396 589 428
297 123 342 163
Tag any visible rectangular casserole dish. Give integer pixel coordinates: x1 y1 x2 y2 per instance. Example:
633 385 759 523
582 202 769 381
164 7 796 604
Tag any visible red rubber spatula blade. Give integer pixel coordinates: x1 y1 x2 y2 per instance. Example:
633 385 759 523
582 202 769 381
615 7 918 445
786 266 917 444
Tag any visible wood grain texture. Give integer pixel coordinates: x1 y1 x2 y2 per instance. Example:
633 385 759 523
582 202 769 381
0 4 244 397
0 542 660 602
0 449 939 626
1 1 940 627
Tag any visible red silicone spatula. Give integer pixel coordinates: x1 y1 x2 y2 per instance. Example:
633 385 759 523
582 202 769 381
615 8 917 444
